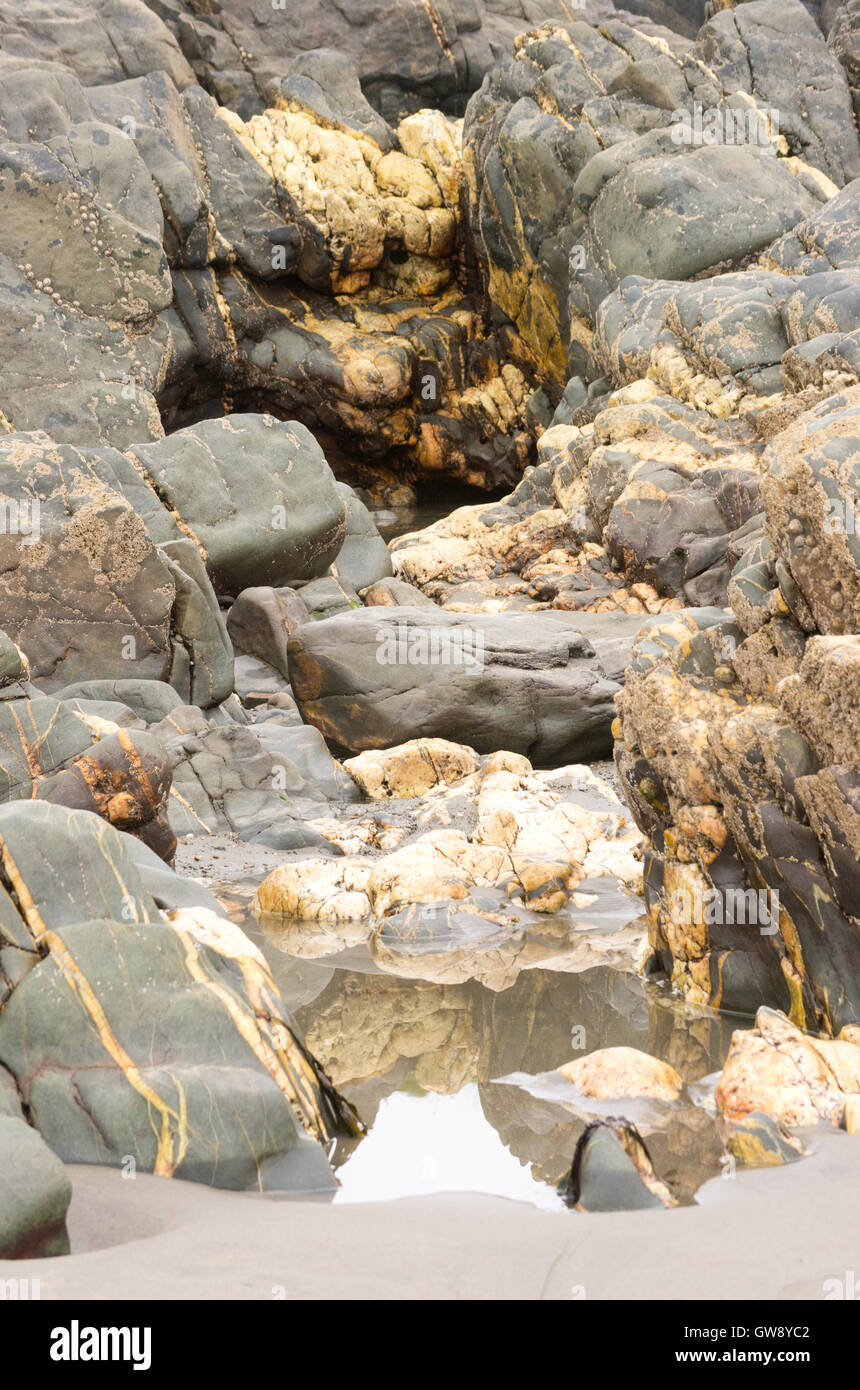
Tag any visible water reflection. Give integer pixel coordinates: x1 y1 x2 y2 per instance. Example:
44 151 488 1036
289 963 738 1204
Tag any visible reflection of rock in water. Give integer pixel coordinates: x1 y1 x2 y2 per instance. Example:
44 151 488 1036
295 961 736 1197
478 971 733 1198
294 972 477 1102
645 991 738 1084
477 968 651 1186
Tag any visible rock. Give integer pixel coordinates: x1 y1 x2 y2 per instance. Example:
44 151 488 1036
297 576 364 621
558 1045 683 1099
715 1007 860 1127
464 11 841 388
166 270 534 491
150 705 345 848
48 678 183 724
0 800 359 1190
0 1116 72 1258
132 1 686 122
361 576 439 608
725 1111 805 1168
252 722 362 806
277 49 397 151
583 145 821 311
699 0 860 186
287 607 624 762
0 57 537 493
0 0 195 90
0 630 28 690
0 433 233 707
391 399 763 613
829 0 860 121
233 655 294 705
562 1117 676 1211
254 750 643 988
0 692 173 861
842 1094 860 1132
330 484 394 592
344 739 480 799
614 386 860 1030
226 587 310 679
126 415 347 594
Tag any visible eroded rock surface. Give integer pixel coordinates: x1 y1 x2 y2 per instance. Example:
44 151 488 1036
615 387 860 1032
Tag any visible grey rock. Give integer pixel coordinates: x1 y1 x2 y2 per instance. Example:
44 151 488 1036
127 415 348 595
288 607 623 763
0 1115 72 1258
227 587 310 680
0 801 353 1191
330 483 394 592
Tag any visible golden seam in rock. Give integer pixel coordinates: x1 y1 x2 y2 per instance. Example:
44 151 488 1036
174 927 330 1144
115 729 159 806
90 820 148 923
41 927 186 1177
418 0 457 70
0 839 49 945
7 706 42 780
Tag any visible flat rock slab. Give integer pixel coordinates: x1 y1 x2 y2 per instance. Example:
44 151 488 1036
288 607 624 763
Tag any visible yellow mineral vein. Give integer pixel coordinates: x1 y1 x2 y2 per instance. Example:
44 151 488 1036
174 927 330 1143
42 927 188 1176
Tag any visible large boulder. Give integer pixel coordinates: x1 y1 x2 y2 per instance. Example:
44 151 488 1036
0 433 233 706
0 801 358 1190
126 415 348 594
287 607 624 762
715 1007 860 1127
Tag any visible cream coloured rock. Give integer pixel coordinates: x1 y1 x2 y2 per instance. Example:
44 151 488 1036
221 104 458 292
367 829 509 916
344 738 479 799
306 815 405 855
715 1008 860 1127
252 858 373 923
558 1047 683 1101
397 111 462 206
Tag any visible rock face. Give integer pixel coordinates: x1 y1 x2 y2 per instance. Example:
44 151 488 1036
463 3 851 389
287 607 625 762
0 801 358 1190
615 386 860 1033
76 2 694 122
0 53 538 495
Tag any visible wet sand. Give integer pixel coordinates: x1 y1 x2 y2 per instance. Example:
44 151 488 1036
3 1131 858 1300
